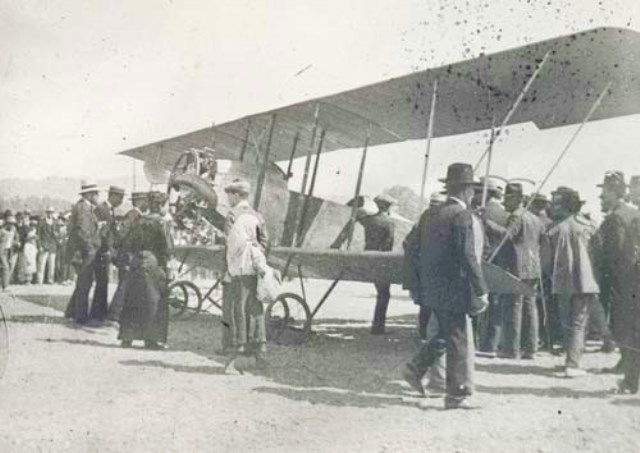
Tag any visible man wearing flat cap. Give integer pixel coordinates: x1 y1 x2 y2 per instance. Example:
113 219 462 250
65 181 101 325
358 193 396 334
402 162 488 409
222 179 269 358
90 186 125 322
594 171 640 391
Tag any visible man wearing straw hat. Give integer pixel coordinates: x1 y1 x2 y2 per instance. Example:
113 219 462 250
65 181 101 326
402 163 488 409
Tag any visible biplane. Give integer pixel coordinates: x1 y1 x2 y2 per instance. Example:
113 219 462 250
120 27 640 337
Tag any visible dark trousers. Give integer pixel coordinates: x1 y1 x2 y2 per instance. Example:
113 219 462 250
621 347 640 393
107 266 128 322
504 279 539 356
90 251 110 321
480 293 506 353
557 294 595 368
66 247 96 323
222 275 264 348
410 309 473 397
372 280 391 332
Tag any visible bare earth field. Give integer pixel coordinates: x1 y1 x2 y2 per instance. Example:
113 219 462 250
0 282 639 453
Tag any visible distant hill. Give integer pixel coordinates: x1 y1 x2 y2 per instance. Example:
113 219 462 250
0 176 135 215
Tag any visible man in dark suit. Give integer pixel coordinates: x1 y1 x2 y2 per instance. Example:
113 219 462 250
36 207 59 284
91 186 125 322
65 181 101 325
402 163 488 409
360 193 396 335
594 171 640 390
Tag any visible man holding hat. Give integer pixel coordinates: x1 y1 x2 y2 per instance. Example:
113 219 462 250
92 186 125 322
36 206 58 285
65 181 101 325
222 179 269 358
0 211 19 290
359 193 396 335
594 171 640 390
402 162 488 409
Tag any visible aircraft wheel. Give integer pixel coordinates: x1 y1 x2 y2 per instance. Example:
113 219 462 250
167 280 203 319
265 292 312 344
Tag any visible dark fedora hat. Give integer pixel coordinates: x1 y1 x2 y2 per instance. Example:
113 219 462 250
597 170 626 195
505 183 524 198
438 163 475 185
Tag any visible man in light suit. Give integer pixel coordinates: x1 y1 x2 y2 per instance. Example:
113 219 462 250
402 163 488 410
65 181 101 325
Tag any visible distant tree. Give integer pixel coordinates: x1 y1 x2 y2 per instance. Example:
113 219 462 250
383 185 423 221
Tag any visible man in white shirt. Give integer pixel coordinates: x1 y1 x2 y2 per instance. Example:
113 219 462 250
222 179 269 357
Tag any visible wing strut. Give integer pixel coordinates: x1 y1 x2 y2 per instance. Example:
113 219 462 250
474 50 552 172
480 120 496 208
419 79 438 210
285 132 300 179
488 80 612 263
253 114 277 210
347 123 372 250
239 119 251 161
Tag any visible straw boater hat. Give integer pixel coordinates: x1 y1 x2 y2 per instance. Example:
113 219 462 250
224 179 251 194
79 181 99 195
429 191 447 207
373 193 397 207
108 185 126 196
46 206 55 213
479 176 506 198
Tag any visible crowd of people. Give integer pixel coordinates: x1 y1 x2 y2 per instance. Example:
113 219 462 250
3 160 640 411
0 207 75 291
397 163 640 409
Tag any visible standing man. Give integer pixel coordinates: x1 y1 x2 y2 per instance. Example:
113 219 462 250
36 207 58 285
360 193 396 335
65 181 101 325
594 171 640 389
92 186 125 322
402 163 488 409
500 183 545 359
107 191 147 324
477 177 509 356
222 179 269 357
0 211 19 291
547 188 600 377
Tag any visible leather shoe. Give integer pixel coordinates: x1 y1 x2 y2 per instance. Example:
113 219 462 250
402 365 425 397
444 396 478 410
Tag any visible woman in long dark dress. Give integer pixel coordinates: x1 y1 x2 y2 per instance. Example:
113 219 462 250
118 211 172 349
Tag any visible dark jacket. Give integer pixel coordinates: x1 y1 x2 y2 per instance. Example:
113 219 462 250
94 201 117 251
594 201 640 345
413 198 488 313
362 212 395 252
37 218 58 253
482 198 510 266
68 198 100 253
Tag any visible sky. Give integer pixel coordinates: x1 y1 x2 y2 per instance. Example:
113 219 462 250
2 0 640 218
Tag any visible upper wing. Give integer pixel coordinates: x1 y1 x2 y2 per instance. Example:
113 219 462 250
121 27 640 169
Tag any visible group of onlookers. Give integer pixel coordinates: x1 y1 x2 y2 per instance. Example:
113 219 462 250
0 207 75 291
401 163 640 409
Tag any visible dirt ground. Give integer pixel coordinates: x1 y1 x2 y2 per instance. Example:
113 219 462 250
0 282 639 453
